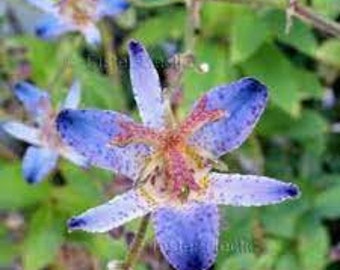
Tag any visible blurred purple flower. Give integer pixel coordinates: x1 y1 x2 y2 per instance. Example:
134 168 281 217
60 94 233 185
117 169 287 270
25 0 129 44
3 81 88 184
56 40 300 270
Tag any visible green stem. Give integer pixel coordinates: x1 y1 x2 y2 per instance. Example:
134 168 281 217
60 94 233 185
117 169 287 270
123 214 151 270
101 21 120 83
291 2 340 38
47 36 82 92
184 0 201 53
212 0 340 38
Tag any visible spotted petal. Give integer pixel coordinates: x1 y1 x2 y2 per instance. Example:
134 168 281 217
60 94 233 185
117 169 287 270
190 78 268 157
56 109 152 180
3 122 41 146
153 203 219 270
97 0 129 17
68 189 155 233
63 81 81 109
13 82 51 120
204 173 300 206
23 146 58 184
35 15 74 40
128 40 166 128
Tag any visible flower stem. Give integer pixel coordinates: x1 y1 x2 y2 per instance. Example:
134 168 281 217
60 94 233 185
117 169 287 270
290 1 340 38
212 0 340 38
48 35 82 92
123 214 151 270
101 20 120 83
184 0 202 53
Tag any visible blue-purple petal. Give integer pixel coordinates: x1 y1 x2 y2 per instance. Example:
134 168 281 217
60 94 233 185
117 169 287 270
153 203 219 270
204 173 300 206
82 25 101 45
190 77 268 157
97 0 129 17
56 109 152 180
63 80 81 109
13 82 51 120
35 15 73 40
22 146 58 184
128 40 166 128
68 189 154 233
3 122 41 146
25 0 56 13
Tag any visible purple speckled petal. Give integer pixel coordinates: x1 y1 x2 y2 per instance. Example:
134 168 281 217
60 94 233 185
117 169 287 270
128 40 166 129
23 146 58 184
35 15 74 40
56 109 152 181
153 203 219 270
96 0 129 17
13 82 51 121
68 189 155 233
189 77 268 157
204 173 300 206
63 81 81 109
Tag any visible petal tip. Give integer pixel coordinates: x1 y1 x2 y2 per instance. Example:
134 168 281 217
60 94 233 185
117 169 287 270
242 77 268 96
26 175 39 185
35 25 49 38
285 184 300 199
128 40 144 55
13 81 24 91
68 217 87 231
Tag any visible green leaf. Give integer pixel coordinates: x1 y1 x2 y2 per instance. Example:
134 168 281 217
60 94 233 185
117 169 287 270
71 54 125 110
285 110 329 140
0 226 17 267
53 162 104 215
129 10 185 46
316 39 340 69
217 253 256 270
260 199 306 238
183 41 238 113
258 108 328 140
297 217 328 270
255 239 284 269
10 36 60 85
87 235 127 262
0 163 51 210
23 206 65 270
230 8 270 63
315 183 340 218
264 10 318 56
201 2 234 38
241 44 301 115
276 252 299 270
312 0 340 17
294 69 323 100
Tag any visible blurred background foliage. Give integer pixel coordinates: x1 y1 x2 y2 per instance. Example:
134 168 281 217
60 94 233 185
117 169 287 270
1 0 340 269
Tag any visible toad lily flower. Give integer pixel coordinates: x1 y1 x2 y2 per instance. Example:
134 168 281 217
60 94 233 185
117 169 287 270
56 41 300 270
25 0 129 44
3 81 88 184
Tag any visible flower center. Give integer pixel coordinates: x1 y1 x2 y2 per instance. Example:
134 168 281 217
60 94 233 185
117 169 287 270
110 96 225 202
58 0 97 26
